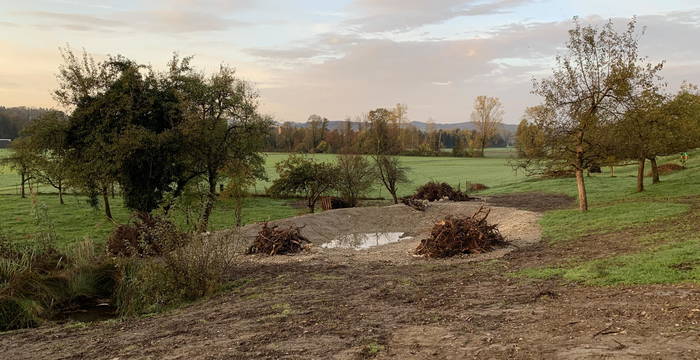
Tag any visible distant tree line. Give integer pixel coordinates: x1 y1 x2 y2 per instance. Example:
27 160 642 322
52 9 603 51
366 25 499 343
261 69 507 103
265 99 511 157
514 18 700 211
0 107 52 146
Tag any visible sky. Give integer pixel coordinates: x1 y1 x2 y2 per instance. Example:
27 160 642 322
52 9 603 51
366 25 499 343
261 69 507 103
2 0 700 124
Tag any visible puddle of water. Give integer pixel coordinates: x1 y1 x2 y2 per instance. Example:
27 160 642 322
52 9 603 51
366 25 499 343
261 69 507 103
321 232 411 250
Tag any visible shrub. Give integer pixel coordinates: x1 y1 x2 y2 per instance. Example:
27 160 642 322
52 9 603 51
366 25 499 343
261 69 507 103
107 213 188 257
0 297 42 331
114 233 237 316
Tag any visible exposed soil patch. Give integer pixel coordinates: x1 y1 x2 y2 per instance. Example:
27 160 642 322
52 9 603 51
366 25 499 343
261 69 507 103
2 194 699 359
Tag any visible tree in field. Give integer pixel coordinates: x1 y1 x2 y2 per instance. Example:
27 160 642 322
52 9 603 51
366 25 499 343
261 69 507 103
393 103 408 151
530 18 662 211
20 111 71 204
514 106 549 160
57 52 191 218
336 154 376 207
470 96 503 157
221 159 261 227
3 137 35 198
373 155 409 204
179 66 272 231
268 155 339 213
366 108 398 155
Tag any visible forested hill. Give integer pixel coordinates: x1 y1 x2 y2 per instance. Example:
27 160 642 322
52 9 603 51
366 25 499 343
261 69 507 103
0 106 53 140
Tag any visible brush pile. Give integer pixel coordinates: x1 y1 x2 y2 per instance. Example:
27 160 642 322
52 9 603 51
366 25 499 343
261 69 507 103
647 163 685 176
409 181 471 202
247 223 310 255
401 197 429 211
415 207 506 258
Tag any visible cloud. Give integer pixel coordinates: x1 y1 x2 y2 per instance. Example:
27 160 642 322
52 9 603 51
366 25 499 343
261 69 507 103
254 12 700 125
19 9 248 33
345 0 534 33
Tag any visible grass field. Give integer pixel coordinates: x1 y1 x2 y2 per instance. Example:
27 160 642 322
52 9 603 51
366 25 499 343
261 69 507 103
3 145 700 280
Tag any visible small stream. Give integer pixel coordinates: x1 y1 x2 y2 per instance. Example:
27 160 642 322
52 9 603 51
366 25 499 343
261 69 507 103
321 232 412 250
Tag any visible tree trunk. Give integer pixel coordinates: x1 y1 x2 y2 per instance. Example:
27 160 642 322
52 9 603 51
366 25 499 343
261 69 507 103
649 157 660 184
575 168 588 211
58 183 64 205
198 175 217 232
610 166 615 177
20 172 25 198
636 158 645 193
102 188 112 219
390 189 398 204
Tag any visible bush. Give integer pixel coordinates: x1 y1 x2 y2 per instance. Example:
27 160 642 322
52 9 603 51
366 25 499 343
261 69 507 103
114 233 237 316
107 213 188 257
410 181 471 202
0 297 42 331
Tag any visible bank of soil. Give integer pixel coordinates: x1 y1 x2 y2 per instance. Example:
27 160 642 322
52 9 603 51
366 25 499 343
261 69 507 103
1 193 699 359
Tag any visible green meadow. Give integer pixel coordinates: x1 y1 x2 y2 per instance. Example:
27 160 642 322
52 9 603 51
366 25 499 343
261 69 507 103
4 146 700 287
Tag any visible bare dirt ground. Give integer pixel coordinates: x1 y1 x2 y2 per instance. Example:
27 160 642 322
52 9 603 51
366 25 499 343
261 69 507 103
2 193 700 359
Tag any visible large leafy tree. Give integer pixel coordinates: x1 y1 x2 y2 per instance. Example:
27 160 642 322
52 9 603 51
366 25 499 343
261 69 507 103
60 54 191 217
530 17 663 211
269 155 339 213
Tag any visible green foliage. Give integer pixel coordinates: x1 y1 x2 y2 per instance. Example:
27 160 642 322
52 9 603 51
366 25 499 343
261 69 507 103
336 154 376 206
113 233 237 316
269 155 339 212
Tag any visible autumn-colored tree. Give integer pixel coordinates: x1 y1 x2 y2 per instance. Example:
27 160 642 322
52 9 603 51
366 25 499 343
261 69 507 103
470 96 503 157
530 18 662 211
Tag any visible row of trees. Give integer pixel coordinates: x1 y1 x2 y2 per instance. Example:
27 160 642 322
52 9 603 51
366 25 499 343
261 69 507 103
4 49 272 231
515 18 700 211
0 107 51 145
265 98 509 157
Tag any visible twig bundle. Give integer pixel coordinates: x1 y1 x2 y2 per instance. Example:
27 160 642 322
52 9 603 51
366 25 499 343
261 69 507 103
415 206 506 258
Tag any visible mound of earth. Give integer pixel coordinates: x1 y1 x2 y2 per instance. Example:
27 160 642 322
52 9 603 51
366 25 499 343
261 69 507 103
214 201 540 265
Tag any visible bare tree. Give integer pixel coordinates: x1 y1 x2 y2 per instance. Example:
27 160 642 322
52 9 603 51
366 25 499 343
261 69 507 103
470 96 503 157
374 155 409 204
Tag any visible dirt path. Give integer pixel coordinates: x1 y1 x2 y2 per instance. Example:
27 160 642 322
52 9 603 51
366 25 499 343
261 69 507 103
2 193 699 359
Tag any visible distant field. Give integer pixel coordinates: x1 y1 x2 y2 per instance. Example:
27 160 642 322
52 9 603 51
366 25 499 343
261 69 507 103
259 149 521 197
3 146 697 251
2 148 523 197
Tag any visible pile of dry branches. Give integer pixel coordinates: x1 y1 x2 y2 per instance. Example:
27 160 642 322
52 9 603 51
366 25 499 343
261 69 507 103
410 181 471 202
247 223 310 255
401 197 429 211
415 207 506 258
